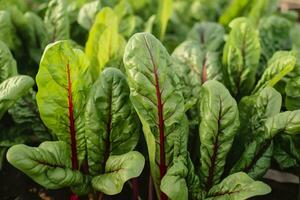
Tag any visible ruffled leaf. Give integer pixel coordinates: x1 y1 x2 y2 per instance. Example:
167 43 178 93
85 67 140 175
91 151 145 195
85 7 125 80
77 0 101 30
205 172 271 200
123 32 188 197
36 41 92 169
199 80 239 191
44 0 70 42
285 76 300 110
232 110 300 179
222 17 261 98
253 51 296 93
187 22 225 52
161 153 202 200
7 141 87 189
0 41 17 83
0 75 34 119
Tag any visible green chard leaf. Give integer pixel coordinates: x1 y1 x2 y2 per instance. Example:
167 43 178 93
259 15 293 67
273 134 300 169
85 67 143 193
172 41 223 108
199 80 239 191
205 172 271 200
123 32 188 198
7 141 87 189
85 7 126 80
219 0 252 26
157 0 173 40
36 41 92 170
8 90 51 141
77 0 101 30
187 22 225 52
0 10 21 51
285 76 300 110
239 87 282 143
0 75 34 119
229 87 281 166
253 51 296 94
85 67 139 173
231 110 300 179
160 153 202 200
24 12 49 62
222 17 261 98
92 151 145 195
44 0 70 42
0 41 18 83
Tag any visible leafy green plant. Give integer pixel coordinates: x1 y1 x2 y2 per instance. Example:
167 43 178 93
7 41 144 199
122 32 286 200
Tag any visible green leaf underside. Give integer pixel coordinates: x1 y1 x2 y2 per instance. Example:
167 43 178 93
205 172 271 200
7 141 85 189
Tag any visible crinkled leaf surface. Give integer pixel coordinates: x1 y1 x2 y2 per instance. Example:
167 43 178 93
123 32 188 196
239 87 282 143
230 137 273 179
229 87 281 168
160 153 202 200
273 134 300 169
44 0 70 42
0 75 34 119
199 80 239 191
8 90 51 141
85 67 140 175
259 15 292 67
205 172 271 200
172 41 223 105
222 17 260 98
285 76 300 110
91 151 145 195
253 51 296 94
36 41 92 169
0 41 17 83
232 110 300 179
187 22 225 52
7 141 86 189
77 0 101 30
85 7 125 80
0 10 20 51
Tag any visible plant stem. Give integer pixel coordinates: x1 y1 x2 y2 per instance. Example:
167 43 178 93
98 192 104 200
148 174 153 200
131 178 139 200
70 192 79 200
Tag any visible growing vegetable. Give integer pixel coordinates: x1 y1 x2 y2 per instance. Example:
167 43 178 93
7 41 144 199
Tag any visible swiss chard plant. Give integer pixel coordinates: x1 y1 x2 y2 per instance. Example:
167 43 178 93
122 32 296 200
6 41 145 199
